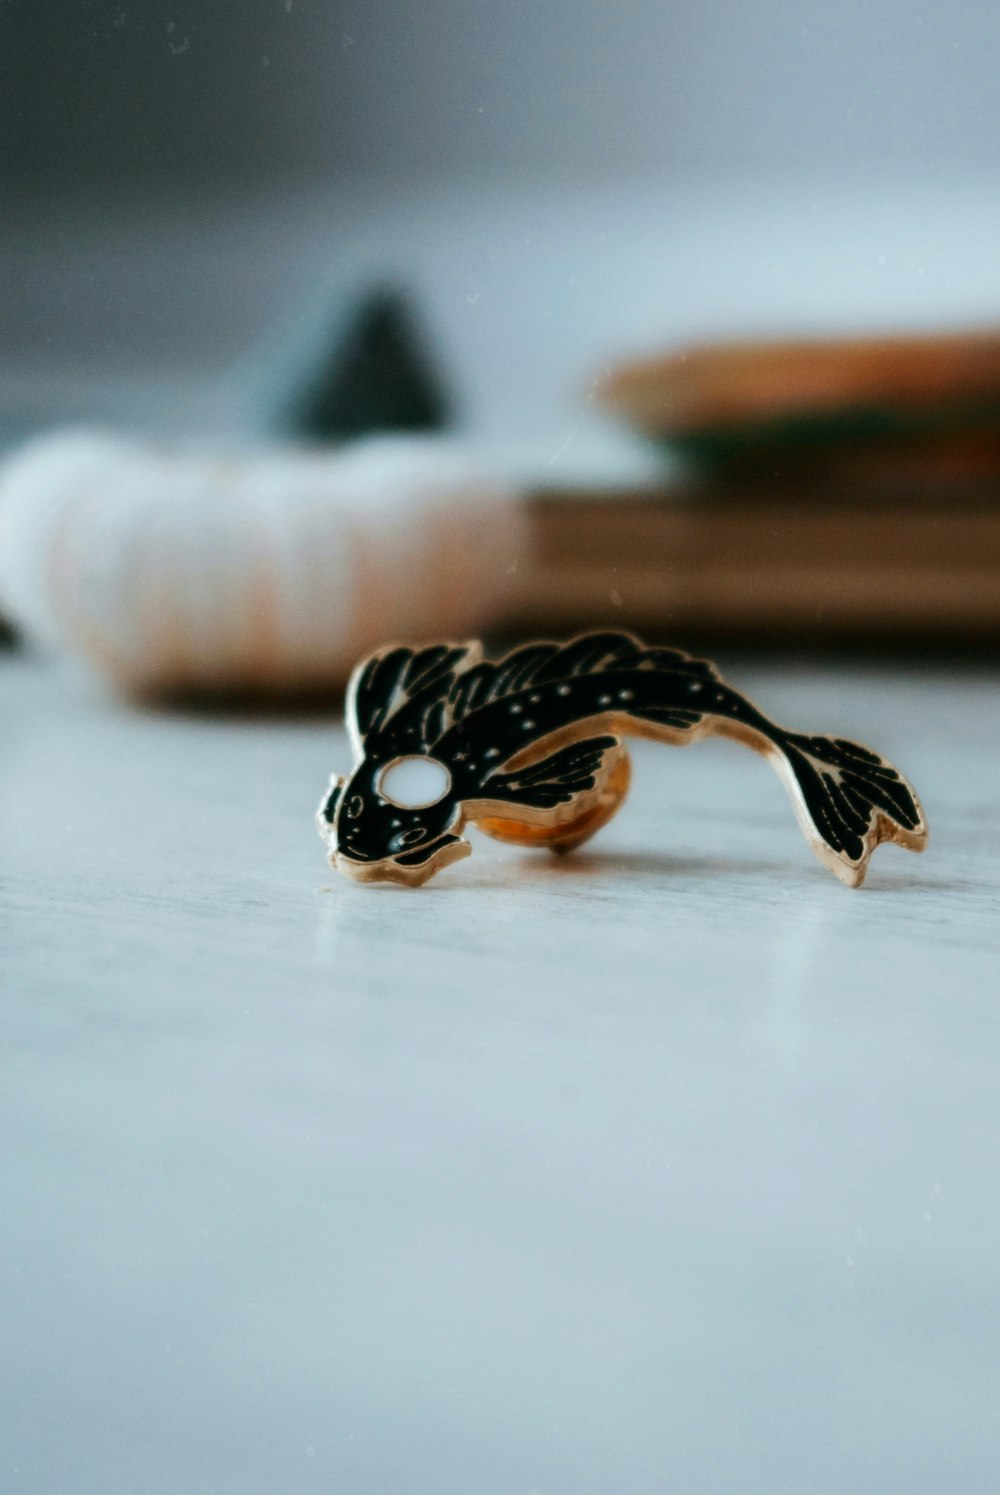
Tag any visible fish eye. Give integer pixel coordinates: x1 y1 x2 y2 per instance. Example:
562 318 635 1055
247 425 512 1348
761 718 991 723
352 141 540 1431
378 755 451 809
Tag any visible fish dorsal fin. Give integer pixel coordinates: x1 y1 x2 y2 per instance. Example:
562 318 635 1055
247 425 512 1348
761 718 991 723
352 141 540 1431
347 641 481 751
447 630 717 722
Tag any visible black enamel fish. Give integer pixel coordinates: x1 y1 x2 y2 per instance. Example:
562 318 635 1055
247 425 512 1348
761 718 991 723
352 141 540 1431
317 631 927 887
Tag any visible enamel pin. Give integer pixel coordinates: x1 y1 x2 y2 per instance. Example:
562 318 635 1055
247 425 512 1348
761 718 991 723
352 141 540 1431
317 631 927 888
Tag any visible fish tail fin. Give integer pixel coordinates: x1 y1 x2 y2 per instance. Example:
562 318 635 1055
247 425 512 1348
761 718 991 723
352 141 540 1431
776 730 927 887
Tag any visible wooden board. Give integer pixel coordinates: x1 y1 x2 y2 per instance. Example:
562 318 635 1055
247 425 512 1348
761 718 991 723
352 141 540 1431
514 487 1000 641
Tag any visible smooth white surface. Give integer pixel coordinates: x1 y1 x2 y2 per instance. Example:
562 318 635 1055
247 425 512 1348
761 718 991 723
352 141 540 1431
2 652 999 1494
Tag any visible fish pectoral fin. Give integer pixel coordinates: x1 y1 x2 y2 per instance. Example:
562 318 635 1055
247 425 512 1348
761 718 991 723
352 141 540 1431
392 832 469 868
483 735 619 810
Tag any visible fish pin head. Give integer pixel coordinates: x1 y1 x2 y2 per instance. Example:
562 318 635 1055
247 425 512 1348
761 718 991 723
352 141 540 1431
319 753 472 885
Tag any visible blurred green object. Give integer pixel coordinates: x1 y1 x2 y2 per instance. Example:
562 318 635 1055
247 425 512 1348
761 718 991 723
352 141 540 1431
275 287 453 442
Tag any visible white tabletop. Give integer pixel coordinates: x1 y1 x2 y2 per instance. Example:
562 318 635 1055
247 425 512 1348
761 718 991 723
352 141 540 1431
2 650 999 1493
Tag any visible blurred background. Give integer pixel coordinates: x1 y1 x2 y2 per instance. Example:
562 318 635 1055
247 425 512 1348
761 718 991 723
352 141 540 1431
3 0 1000 690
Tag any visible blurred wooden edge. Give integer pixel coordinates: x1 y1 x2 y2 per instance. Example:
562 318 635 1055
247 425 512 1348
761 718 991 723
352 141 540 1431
598 328 1000 434
509 488 1000 644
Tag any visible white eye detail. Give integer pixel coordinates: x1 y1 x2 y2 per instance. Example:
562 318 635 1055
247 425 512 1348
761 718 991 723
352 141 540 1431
378 755 452 809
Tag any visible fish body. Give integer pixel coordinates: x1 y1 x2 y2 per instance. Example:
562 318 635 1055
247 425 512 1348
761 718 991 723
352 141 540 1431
318 631 927 887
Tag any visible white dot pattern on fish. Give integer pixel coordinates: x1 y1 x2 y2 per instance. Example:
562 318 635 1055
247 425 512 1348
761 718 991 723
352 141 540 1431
510 704 523 714
598 694 612 706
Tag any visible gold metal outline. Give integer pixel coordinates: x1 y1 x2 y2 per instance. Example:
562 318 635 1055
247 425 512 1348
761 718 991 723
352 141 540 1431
323 630 929 889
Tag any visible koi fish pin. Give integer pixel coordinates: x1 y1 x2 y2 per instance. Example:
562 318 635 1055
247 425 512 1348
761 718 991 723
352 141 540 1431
317 631 927 888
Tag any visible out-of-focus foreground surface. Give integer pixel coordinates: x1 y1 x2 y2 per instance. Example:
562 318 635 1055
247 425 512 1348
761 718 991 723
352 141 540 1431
3 650 1000 1493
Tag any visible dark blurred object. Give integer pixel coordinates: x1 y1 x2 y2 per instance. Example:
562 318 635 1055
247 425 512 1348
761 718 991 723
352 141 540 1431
0 0 337 200
275 289 453 443
599 328 1000 483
